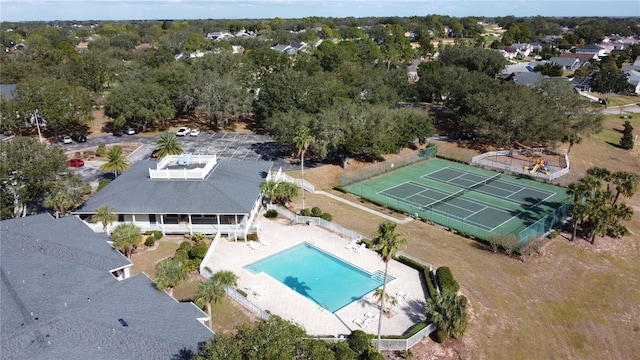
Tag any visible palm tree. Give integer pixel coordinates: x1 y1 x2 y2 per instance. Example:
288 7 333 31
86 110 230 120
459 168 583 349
610 171 639 205
260 180 279 205
155 258 188 296
586 167 611 190
44 192 72 218
195 270 238 328
91 205 117 233
373 288 398 313
424 291 468 341
155 131 183 159
562 134 582 155
99 145 130 177
293 126 312 210
567 176 600 242
371 221 406 351
110 223 142 257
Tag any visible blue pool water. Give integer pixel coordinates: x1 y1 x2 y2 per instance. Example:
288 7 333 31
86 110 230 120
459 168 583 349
244 243 385 313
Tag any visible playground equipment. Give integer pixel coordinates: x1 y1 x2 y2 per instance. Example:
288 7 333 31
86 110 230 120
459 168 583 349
525 159 551 175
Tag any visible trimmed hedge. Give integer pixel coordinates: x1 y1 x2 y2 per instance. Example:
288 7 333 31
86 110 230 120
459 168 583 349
397 255 437 301
311 206 322 217
189 242 209 260
174 249 189 262
436 266 459 294
319 212 332 222
265 209 278 218
179 241 192 251
300 208 312 216
144 236 156 247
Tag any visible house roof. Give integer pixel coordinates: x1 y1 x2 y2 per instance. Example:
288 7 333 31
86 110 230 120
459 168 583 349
0 214 213 359
512 72 544 86
75 160 273 215
0 83 17 100
577 44 604 52
559 52 595 61
548 57 579 67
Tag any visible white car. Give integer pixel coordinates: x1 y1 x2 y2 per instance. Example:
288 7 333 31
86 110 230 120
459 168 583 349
124 126 136 135
61 136 72 144
190 129 200 136
176 127 191 136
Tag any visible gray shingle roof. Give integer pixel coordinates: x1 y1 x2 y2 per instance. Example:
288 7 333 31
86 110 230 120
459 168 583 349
513 72 544 86
1 214 213 359
75 160 273 215
0 84 17 100
548 57 579 67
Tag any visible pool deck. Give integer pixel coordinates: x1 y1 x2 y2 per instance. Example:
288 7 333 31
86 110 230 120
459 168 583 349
203 216 426 337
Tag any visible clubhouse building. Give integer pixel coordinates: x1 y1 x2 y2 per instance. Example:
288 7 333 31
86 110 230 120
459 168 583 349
74 154 273 238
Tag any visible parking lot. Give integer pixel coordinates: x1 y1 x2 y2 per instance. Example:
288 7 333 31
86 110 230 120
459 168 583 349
65 132 297 189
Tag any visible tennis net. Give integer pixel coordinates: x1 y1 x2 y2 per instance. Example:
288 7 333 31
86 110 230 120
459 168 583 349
422 188 466 209
468 173 501 191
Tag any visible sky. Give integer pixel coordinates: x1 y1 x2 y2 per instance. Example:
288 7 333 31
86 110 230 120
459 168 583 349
0 0 638 22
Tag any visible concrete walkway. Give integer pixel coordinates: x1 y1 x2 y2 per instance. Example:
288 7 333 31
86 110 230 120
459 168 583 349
315 191 414 224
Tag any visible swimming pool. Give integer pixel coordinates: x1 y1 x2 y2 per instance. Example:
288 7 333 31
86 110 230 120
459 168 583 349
244 243 387 313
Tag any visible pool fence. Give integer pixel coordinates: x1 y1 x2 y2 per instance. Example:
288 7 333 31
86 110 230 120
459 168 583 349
266 204 366 241
471 148 570 181
269 167 315 193
313 322 437 351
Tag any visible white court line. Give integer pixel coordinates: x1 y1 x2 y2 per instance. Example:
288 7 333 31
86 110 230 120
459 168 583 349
486 211 522 232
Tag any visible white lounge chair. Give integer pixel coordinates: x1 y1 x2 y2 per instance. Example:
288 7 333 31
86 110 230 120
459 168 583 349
248 241 262 250
364 312 379 320
361 317 373 329
259 237 270 246
354 243 366 253
253 287 269 297
353 317 365 328
395 292 411 302
345 239 358 249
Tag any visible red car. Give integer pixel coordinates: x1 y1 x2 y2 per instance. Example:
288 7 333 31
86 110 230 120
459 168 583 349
69 158 84 167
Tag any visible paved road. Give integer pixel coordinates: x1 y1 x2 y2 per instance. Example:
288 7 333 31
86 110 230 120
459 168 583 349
601 104 640 115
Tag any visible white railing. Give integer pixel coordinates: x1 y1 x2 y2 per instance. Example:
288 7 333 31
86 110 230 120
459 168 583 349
199 232 222 278
224 287 271 320
149 154 217 180
266 205 366 241
269 167 315 193
313 323 437 351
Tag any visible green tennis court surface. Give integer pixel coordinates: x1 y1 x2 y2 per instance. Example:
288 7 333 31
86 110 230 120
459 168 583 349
344 159 569 243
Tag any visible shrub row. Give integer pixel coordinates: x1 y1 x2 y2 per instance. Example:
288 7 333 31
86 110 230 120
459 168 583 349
265 209 278 218
143 230 163 246
299 206 333 222
435 154 468 164
173 240 209 273
397 255 437 301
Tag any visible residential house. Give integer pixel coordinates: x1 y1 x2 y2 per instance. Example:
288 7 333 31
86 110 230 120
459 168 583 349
495 46 519 59
135 43 153 51
571 75 593 92
74 155 273 238
206 31 233 41
511 43 534 57
507 72 545 87
575 44 607 58
621 56 640 72
75 41 89 52
548 57 581 71
626 70 640 95
0 214 213 359
559 51 597 62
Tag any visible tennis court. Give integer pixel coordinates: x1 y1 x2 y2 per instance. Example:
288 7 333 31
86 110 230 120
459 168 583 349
421 167 555 207
380 181 517 232
344 159 570 243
